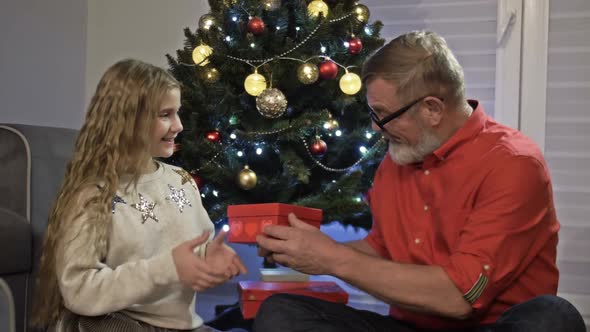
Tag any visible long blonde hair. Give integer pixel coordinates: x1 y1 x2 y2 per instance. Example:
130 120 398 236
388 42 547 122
31 59 180 327
362 31 465 107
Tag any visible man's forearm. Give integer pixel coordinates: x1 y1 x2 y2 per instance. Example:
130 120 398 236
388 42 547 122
343 239 380 257
329 244 472 320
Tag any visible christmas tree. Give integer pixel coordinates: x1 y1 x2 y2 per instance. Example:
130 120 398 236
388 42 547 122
166 0 385 229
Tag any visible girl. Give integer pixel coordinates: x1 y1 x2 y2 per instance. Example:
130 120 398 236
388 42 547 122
31 59 247 331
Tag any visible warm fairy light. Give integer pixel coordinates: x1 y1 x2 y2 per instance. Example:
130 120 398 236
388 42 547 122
339 71 362 95
192 44 213 66
308 0 329 18
244 70 267 96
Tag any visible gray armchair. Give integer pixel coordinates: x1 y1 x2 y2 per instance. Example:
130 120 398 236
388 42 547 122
0 124 77 332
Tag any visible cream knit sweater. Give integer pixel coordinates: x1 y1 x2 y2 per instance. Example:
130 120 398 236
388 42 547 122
54 161 214 330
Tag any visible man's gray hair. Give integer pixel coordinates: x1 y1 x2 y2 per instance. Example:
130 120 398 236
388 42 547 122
362 31 465 107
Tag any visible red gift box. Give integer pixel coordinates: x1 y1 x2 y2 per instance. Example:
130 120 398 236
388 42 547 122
227 203 322 244
238 281 349 319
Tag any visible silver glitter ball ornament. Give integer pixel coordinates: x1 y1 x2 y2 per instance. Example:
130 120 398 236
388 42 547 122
256 88 288 118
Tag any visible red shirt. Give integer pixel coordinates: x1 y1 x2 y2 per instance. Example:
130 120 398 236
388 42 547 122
365 101 559 330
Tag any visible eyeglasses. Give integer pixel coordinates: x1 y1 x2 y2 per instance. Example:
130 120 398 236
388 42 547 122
369 96 434 130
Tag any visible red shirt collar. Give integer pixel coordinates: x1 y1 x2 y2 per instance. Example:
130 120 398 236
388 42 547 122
431 99 485 161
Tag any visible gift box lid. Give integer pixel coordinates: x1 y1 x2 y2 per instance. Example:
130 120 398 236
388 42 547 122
239 281 348 303
228 203 322 221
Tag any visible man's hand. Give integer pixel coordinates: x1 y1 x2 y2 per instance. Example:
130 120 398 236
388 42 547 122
205 229 248 279
256 213 340 275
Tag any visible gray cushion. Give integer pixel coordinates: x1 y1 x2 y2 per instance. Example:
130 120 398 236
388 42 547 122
0 207 31 274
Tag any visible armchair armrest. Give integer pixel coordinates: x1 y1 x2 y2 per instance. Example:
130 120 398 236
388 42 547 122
0 208 31 275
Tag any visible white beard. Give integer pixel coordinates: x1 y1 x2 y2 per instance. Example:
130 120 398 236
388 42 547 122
388 125 442 165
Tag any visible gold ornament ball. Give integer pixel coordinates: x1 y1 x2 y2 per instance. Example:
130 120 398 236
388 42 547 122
308 0 329 18
256 88 288 118
237 166 257 190
244 72 267 96
353 4 370 23
297 63 320 85
192 44 213 66
263 0 281 11
198 14 216 30
339 72 362 95
202 67 220 83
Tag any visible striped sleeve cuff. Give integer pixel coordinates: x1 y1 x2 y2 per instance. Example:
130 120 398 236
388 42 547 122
463 273 489 304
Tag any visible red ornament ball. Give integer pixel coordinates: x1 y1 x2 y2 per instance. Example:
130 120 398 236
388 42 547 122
310 138 328 156
191 173 204 189
318 60 339 80
205 130 221 143
348 37 363 54
247 17 265 35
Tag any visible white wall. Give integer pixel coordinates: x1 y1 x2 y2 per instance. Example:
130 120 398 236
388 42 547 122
85 0 210 106
0 0 209 129
0 0 88 129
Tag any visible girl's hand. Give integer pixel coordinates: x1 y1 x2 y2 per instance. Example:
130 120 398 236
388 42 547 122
205 230 248 280
172 232 228 291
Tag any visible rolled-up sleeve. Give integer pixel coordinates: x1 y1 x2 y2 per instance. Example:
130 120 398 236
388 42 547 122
440 156 558 310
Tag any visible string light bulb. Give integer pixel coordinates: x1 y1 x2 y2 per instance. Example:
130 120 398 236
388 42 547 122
244 70 267 96
192 44 213 66
308 0 329 18
339 70 362 95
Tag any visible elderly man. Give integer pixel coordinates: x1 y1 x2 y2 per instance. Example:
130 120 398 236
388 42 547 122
253 31 585 332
